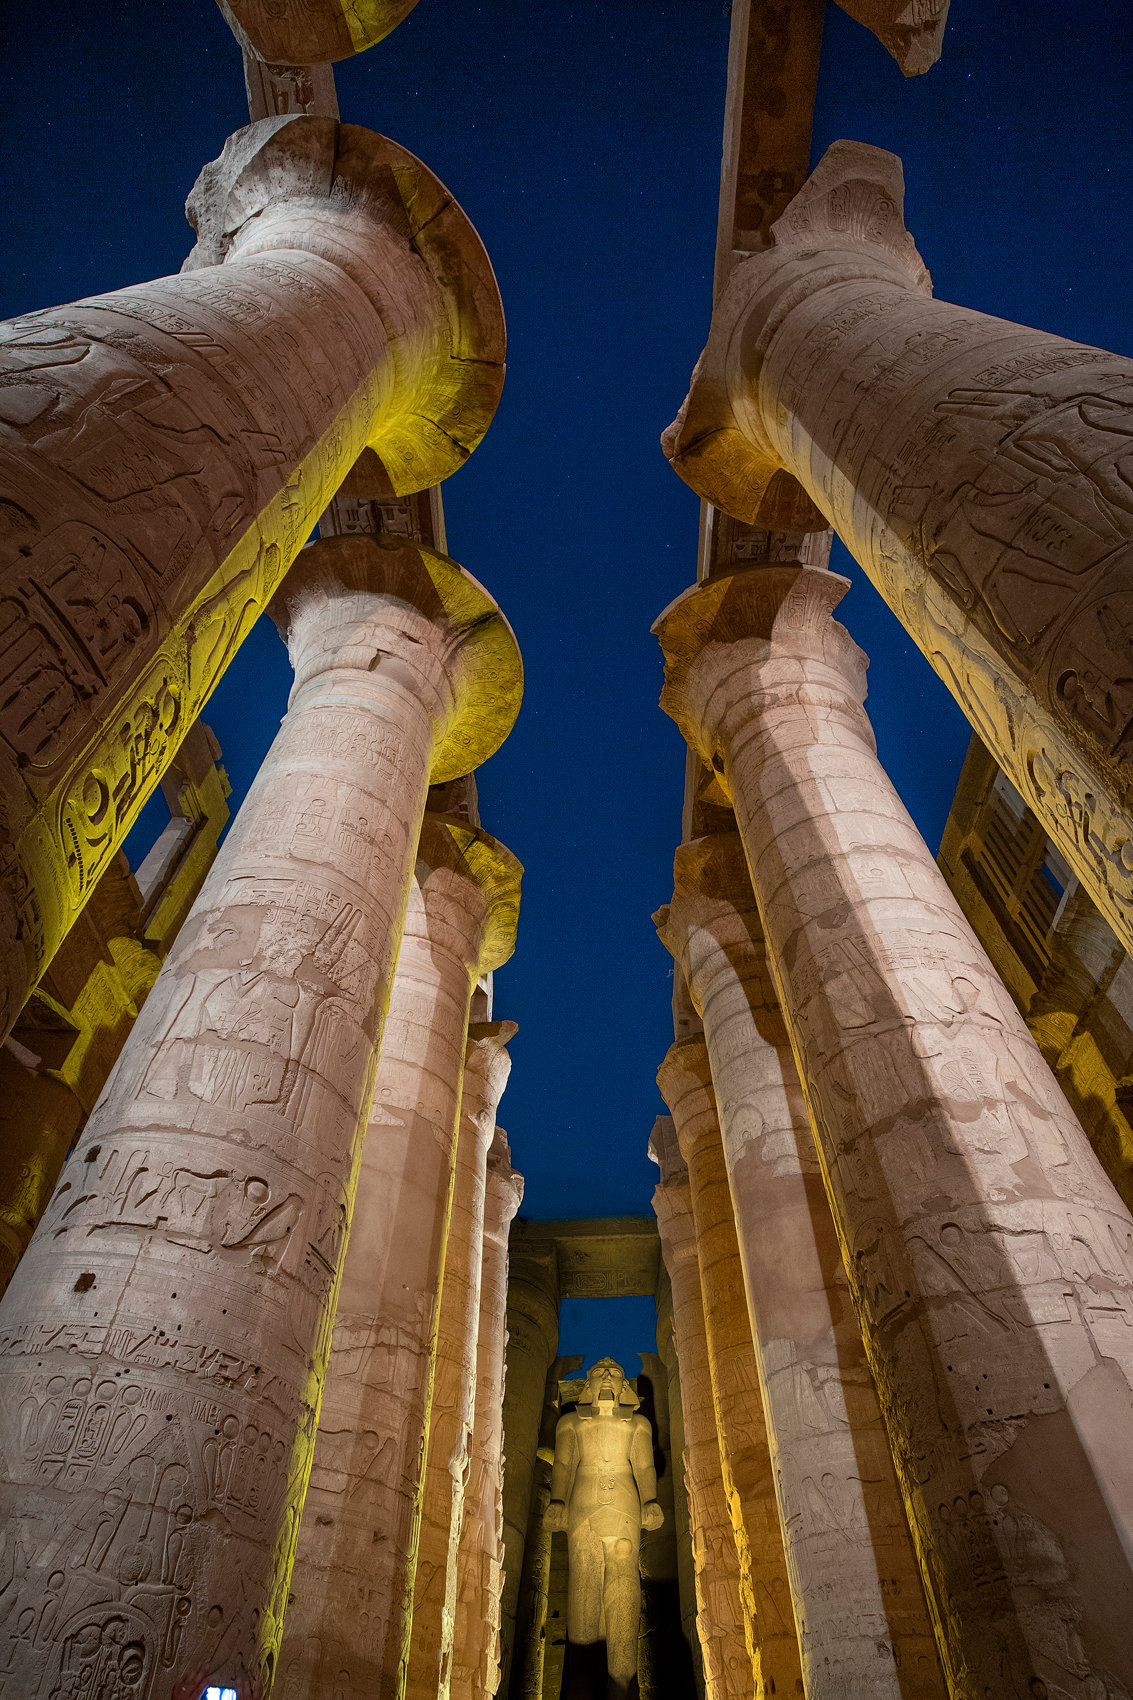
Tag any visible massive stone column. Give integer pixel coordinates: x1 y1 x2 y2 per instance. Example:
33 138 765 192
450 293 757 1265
499 1238 561 1695
650 1122 753 1700
654 1261 703 1697
408 1020 521 1700
657 834 945 1698
278 839 520 1700
0 112 504 1039
654 560 1133 1697
220 0 419 63
664 138 1133 957
453 1124 524 1700
657 1039 803 1700
0 534 520 1697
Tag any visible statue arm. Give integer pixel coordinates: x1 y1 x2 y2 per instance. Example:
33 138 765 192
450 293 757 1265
545 1414 578 1532
630 1415 663 1530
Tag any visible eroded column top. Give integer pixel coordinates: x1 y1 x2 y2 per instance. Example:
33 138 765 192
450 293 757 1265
270 533 522 782
186 114 506 493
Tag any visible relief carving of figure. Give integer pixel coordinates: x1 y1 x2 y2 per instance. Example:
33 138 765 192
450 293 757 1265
544 1359 662 1700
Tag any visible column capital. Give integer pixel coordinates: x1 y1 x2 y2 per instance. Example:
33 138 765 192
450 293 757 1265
663 141 928 523
666 142 925 520
464 1019 520 1117
270 534 522 782
657 1038 718 1169
652 563 867 772
221 0 419 63
186 115 505 492
486 1125 524 1230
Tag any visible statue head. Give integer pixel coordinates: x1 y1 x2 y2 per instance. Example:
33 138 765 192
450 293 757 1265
576 1357 640 1412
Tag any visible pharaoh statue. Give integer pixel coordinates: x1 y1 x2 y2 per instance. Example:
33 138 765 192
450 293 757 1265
544 1358 664 1700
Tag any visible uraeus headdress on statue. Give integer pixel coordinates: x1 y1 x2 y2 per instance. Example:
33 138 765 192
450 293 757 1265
576 1357 641 1411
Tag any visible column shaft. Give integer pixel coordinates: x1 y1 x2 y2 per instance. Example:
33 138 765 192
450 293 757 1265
452 1125 524 1700
408 1023 519 1700
655 562 1133 1696
278 838 518 1700
651 1131 754 1700
659 1043 803 1699
658 834 945 1697
665 139 1133 955
0 113 504 1036
0 536 517 1694
655 1265 704 1697
499 1240 560 1696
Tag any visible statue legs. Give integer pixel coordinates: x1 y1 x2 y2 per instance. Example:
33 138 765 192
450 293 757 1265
565 1526 641 1700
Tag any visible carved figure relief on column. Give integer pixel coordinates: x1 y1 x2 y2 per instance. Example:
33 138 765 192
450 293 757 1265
654 560 1133 1697
0 535 521 1696
0 111 504 1042
664 137 1133 957
545 1359 663 1700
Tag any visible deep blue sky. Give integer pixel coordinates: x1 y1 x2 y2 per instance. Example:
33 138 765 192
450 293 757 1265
6 1 1132 1375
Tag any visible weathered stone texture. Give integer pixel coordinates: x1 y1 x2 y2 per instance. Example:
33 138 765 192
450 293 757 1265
655 561 1133 1696
658 1038 802 1699
651 1127 754 1700
0 112 504 1041
0 535 519 1695
658 833 945 1698
407 1014 521 1700
666 138 1133 958
452 1123 523 1700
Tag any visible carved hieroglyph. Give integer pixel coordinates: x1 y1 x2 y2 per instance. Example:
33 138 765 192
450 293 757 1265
651 1128 753 1700
655 561 1133 1696
657 1040 802 1700
279 824 519 1700
407 1017 521 1700
0 112 504 1041
0 535 520 1696
220 0 419 63
665 139 1133 958
653 1264 702 1690
657 835 945 1698
452 1124 524 1700
500 1241 561 1693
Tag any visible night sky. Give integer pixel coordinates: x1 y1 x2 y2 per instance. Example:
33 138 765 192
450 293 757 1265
5 1 1132 1374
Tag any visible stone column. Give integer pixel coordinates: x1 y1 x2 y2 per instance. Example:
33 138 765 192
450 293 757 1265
650 1121 753 1700
655 1261 703 1697
279 838 520 1700
452 1125 524 1700
657 1039 803 1699
408 1019 521 1700
220 0 419 62
654 560 1133 1696
657 833 945 1698
499 1238 561 1696
0 111 504 1039
0 533 520 1696
664 138 1133 956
